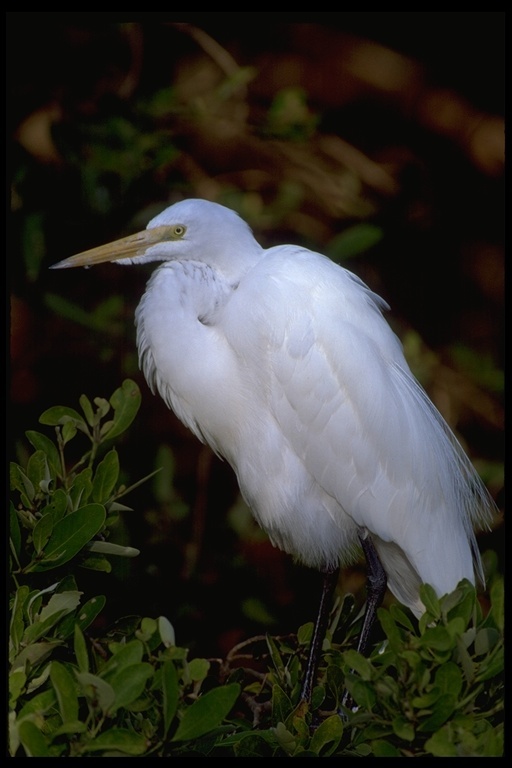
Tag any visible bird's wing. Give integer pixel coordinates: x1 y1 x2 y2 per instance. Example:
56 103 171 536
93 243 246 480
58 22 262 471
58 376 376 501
222 246 493 605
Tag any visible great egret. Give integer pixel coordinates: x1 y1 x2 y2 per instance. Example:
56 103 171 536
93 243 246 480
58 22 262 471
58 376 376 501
52 198 495 706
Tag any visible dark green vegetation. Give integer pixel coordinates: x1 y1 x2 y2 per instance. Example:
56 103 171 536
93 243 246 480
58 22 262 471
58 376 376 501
9 382 504 756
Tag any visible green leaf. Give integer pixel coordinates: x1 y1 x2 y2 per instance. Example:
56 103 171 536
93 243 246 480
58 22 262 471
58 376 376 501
389 603 416 632
172 683 240 742
10 462 35 504
45 292 123 334
32 512 54 554
9 502 22 562
17 688 57 720
135 617 158 644
47 489 68 524
309 714 343 756
297 622 313 645
50 661 79 724
271 684 293 724
74 623 89 674
266 634 285 672
93 396 111 419
434 661 463 698
92 449 119 503
80 554 113 572
328 223 383 262
292 710 310 743
162 660 179 736
489 576 504 632
25 430 62 478
31 504 105 571
99 420 114 436
401 650 424 678
234 733 273 757
188 657 210 682
343 649 373 680
27 583 55 621
374 673 400 702
412 688 441 709
87 541 139 557
102 639 144 678
392 715 415 741
52 720 87 738
74 594 106 634
106 501 134 513
63 577 88 603
26 450 50 493
69 468 93 510
417 693 457 732
474 723 504 757
273 721 297 755
76 672 115 714
474 627 500 656
79 394 96 427
419 625 454 652
424 726 459 757
419 583 442 618
446 616 466 641
39 590 82 623
18 720 50 757
346 678 376 710
82 727 148 754
107 663 153 714
23 591 82 644
371 739 402 757
11 641 62 672
101 380 141 441
455 638 475 683
39 405 87 431
9 668 27 708
377 608 402 648
325 663 344 708
444 581 475 626
61 420 77 445
475 645 504 682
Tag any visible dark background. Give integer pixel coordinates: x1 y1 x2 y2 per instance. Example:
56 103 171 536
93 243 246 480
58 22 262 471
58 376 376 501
8 13 504 657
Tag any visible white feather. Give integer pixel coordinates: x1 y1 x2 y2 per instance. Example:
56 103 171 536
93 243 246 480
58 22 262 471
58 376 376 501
130 199 495 618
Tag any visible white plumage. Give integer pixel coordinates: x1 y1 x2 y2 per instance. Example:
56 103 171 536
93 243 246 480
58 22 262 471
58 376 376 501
53 198 495 695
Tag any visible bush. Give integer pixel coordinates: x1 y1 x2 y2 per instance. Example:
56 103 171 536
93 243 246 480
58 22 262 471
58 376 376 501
9 381 503 756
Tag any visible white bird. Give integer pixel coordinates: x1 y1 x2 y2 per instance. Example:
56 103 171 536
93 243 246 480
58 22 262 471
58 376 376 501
52 198 495 706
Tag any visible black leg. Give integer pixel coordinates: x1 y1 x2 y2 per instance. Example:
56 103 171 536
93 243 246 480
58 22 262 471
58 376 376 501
299 565 340 705
356 531 387 655
298 533 387 713
341 530 387 711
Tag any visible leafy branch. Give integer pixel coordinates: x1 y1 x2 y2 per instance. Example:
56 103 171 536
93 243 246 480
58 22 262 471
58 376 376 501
9 381 503 756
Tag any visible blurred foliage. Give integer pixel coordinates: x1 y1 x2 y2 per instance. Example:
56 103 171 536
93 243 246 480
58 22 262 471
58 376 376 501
8 15 503 691
9 384 503 756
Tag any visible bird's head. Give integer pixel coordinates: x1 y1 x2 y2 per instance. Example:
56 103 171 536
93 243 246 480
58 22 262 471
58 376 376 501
51 198 262 276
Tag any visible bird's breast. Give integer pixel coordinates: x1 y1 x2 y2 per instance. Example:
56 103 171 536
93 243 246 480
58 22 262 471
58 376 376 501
134 261 248 459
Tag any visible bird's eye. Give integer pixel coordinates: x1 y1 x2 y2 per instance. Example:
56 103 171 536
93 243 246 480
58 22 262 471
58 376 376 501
173 225 186 237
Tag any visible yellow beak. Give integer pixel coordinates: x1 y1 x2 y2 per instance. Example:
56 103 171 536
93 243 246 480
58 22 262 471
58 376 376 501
50 225 173 269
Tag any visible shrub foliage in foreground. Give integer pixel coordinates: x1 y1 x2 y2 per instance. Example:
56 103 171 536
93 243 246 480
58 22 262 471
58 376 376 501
9 381 503 756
